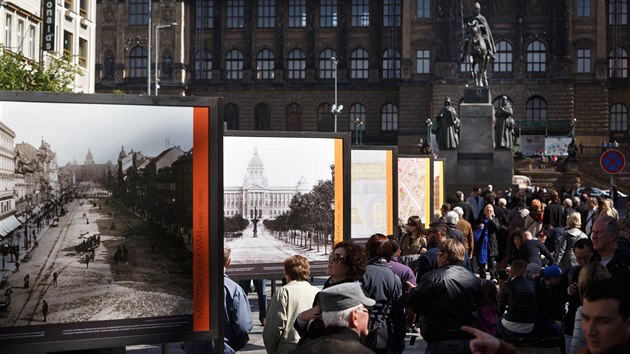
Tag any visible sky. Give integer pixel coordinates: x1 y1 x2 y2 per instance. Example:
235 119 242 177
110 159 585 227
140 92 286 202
0 101 194 165
223 136 336 188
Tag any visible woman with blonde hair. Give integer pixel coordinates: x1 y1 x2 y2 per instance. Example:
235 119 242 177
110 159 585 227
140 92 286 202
556 212 588 272
263 255 320 354
598 198 619 220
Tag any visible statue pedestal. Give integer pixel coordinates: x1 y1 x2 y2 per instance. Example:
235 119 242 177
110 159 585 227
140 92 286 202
441 88 513 196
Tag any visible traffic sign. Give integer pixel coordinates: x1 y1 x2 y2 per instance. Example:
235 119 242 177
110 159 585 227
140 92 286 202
600 149 626 174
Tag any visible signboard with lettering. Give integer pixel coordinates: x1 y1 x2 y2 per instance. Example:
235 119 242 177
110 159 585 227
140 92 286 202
43 0 56 51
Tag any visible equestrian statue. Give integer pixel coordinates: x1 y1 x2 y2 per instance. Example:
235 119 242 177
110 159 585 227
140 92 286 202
461 2 495 87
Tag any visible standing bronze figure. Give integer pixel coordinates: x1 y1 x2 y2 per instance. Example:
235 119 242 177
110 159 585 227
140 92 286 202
494 96 515 149
433 97 460 150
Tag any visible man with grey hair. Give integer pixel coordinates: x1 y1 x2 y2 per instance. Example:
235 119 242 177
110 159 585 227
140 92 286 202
453 191 475 223
445 211 465 247
291 282 375 354
453 206 474 258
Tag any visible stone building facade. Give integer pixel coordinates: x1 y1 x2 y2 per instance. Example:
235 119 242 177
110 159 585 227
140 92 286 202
95 0 628 152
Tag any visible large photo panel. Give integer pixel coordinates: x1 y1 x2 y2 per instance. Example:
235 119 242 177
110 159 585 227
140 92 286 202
0 93 221 353
397 156 431 230
350 147 397 240
223 131 350 279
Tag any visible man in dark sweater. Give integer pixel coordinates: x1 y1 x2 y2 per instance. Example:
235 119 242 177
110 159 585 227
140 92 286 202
518 231 555 267
543 190 566 228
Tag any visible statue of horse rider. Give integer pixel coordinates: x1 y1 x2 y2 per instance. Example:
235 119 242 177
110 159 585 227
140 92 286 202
461 2 496 62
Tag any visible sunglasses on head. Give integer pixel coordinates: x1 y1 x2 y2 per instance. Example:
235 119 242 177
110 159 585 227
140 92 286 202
329 253 346 264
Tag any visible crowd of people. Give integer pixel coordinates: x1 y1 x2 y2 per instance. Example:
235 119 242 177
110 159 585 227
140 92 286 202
189 184 630 354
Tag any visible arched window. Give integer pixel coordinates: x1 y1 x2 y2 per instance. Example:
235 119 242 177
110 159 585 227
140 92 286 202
288 48 306 79
319 48 336 79
256 49 275 79
128 46 147 78
494 40 513 72
351 48 369 79
349 103 366 131
255 103 271 130
382 48 400 79
381 103 398 131
611 103 628 132
608 47 628 78
526 97 547 124
224 103 240 130
286 103 303 131
527 40 546 72
317 103 334 132
195 50 212 80
225 49 243 80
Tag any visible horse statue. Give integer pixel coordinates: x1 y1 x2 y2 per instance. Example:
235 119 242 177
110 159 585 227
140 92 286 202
463 19 490 87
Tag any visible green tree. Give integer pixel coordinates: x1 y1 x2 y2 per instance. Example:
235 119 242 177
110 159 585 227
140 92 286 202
0 47 82 92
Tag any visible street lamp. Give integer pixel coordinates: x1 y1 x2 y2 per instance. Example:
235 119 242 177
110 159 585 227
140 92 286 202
353 118 364 145
155 22 178 95
330 57 343 132
147 0 152 95
570 117 577 139
426 118 433 143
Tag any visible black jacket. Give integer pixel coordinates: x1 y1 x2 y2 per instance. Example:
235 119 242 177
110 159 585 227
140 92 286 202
499 276 536 324
543 202 566 228
290 327 375 354
408 265 481 343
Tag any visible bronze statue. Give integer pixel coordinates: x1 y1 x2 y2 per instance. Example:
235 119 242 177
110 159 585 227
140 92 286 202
461 2 496 87
494 96 515 149
433 97 460 150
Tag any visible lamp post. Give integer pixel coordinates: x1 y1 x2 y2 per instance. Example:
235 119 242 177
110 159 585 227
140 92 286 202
155 22 178 95
426 118 433 143
353 118 364 145
330 57 342 132
570 117 577 139
147 0 152 95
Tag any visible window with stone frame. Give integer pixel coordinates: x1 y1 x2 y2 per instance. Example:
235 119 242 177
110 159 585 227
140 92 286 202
382 48 401 78
417 0 430 19
349 103 366 131
227 0 244 28
381 103 398 131
416 49 430 74
288 48 306 79
320 0 338 27
258 0 275 28
128 0 148 25
527 40 546 72
610 103 628 132
494 40 513 72
526 97 547 124
129 46 148 78
255 103 271 130
289 0 307 28
226 49 244 80
609 47 628 78
286 103 303 131
608 0 628 25
577 0 590 17
317 103 334 132
225 103 240 130
256 49 275 79
577 48 591 73
351 48 369 79
196 0 213 29
195 50 212 79
351 0 369 27
383 0 401 27
319 48 337 79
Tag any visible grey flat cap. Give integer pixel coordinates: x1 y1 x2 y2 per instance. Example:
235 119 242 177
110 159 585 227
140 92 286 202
319 282 376 311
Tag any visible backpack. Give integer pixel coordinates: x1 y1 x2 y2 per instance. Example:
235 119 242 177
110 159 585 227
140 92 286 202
225 284 250 351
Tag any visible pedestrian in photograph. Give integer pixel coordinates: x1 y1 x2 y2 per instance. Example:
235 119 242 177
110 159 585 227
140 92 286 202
23 273 29 288
86 254 90 268
53 272 58 286
42 300 48 323
15 260 19 272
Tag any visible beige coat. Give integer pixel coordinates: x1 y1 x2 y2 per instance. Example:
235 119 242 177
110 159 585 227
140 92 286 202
263 280 319 354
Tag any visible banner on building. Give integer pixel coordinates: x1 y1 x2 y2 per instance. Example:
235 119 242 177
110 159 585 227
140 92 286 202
43 0 56 51
545 136 572 156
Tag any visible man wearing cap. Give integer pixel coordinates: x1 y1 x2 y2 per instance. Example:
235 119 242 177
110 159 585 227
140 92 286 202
534 265 565 350
291 282 375 354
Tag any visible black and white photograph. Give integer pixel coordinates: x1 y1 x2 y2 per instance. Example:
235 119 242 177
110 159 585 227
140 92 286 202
0 98 215 349
223 133 348 278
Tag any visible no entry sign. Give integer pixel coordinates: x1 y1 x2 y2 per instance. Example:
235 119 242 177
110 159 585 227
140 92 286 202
600 149 626 174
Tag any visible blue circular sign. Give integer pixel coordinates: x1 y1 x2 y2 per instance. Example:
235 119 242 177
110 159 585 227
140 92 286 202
600 149 626 174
